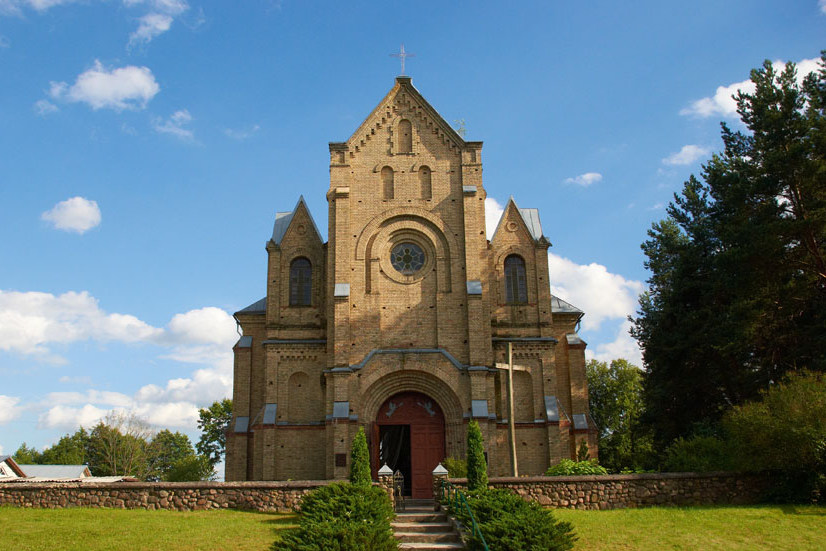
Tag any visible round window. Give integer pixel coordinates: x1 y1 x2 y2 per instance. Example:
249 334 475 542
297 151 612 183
390 242 425 275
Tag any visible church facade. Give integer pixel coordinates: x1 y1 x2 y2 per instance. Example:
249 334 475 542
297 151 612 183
225 77 596 497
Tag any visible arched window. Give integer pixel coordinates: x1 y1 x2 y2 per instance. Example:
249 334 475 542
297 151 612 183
398 119 412 153
419 165 431 199
504 255 527 304
289 257 312 306
381 166 394 200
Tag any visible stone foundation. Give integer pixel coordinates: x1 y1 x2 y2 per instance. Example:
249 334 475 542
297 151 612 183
446 472 768 510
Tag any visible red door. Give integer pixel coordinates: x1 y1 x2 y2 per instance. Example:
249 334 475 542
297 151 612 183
375 392 445 499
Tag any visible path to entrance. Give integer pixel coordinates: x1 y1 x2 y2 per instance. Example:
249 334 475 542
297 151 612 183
373 391 446 499
393 499 464 550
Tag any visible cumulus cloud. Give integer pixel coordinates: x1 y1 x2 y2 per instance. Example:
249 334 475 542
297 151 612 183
563 172 603 187
49 60 160 111
662 144 711 166
484 197 504 240
0 0 80 15
41 196 101 234
588 320 643 366
548 253 644 332
38 404 108 430
153 109 194 140
681 57 821 118
820 0 826 14
0 395 22 425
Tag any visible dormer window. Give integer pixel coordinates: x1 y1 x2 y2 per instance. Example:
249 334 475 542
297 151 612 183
504 255 527 304
289 257 312 306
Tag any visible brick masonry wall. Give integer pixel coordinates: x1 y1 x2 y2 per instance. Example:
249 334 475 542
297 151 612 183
446 472 768 510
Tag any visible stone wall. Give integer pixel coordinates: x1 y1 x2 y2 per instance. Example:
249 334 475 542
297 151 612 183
445 472 768 510
0 480 335 512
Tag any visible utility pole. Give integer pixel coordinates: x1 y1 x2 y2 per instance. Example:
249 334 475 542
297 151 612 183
507 342 519 477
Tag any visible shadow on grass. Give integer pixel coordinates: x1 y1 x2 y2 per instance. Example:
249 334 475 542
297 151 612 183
779 505 826 516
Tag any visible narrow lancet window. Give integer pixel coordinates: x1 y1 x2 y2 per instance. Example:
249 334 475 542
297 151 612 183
504 255 527 304
382 166 394 200
419 165 432 199
398 119 412 153
289 257 312 306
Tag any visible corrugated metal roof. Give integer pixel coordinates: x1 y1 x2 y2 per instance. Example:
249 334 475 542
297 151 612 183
270 196 324 245
490 197 545 242
551 295 584 315
237 297 266 314
18 465 90 478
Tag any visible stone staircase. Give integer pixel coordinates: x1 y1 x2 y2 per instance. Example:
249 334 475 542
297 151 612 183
393 499 464 550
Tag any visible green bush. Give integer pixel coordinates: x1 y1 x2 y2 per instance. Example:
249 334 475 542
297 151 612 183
272 483 396 551
723 371 826 503
443 456 467 478
349 427 371 487
453 489 575 551
467 420 488 491
545 459 608 476
663 435 734 473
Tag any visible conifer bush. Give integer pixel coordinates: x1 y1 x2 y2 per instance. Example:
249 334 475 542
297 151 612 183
349 427 371 487
466 420 488 491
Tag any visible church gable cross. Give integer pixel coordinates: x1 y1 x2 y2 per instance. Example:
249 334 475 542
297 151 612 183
390 43 415 76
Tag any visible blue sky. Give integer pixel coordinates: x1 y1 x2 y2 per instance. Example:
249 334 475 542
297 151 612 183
0 0 823 462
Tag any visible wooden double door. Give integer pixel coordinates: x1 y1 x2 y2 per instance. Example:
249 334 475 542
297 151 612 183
372 391 445 499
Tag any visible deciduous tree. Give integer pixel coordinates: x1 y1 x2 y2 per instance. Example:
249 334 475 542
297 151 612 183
196 399 232 468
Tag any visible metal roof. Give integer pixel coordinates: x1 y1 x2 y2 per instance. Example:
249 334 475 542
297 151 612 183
236 297 266 314
490 197 545 242
551 295 584 315
18 464 90 478
270 196 324 245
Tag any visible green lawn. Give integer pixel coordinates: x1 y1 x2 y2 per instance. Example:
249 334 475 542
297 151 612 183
553 505 826 551
0 507 297 551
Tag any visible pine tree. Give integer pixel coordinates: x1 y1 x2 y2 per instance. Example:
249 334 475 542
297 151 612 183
466 420 488 491
349 427 371 487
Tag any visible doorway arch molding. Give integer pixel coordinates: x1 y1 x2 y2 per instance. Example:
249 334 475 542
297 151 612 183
361 370 464 425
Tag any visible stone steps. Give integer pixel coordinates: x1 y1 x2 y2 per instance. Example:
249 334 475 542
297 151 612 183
393 499 464 551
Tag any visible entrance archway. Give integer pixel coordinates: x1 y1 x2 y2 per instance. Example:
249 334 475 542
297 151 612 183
372 391 445 499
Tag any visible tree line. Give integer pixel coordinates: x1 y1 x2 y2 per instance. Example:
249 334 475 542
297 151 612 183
13 399 232 482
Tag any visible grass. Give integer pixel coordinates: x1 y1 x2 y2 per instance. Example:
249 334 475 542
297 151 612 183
553 505 826 551
0 507 297 551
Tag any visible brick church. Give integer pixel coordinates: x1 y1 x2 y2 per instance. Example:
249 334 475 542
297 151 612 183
225 76 597 497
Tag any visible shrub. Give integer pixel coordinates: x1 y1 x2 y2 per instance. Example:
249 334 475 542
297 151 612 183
723 371 826 503
663 435 734 473
349 427 371 487
272 483 396 551
443 456 467 478
454 489 575 551
466 420 488 491
545 459 608 476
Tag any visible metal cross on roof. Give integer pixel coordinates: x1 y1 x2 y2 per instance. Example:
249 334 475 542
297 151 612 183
390 43 415 76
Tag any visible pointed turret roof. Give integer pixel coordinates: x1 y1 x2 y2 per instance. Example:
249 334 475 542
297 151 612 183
270 195 324 245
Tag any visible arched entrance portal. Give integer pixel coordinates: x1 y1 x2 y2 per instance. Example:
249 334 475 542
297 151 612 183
372 391 445 499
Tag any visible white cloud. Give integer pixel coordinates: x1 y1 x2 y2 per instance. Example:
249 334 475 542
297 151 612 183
587 320 643 366
41 196 101 234
662 144 710 166
0 395 22 425
0 444 3 455
33 99 58 116
224 124 260 140
0 0 80 14
548 253 644 332
681 57 821 118
153 109 194 140
129 13 173 48
484 197 504 240
820 0 826 14
49 60 160 111
563 172 602 187
123 0 188 16
38 404 109 430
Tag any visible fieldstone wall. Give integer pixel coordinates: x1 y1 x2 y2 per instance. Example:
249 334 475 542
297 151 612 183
446 472 768 510
0 480 338 512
